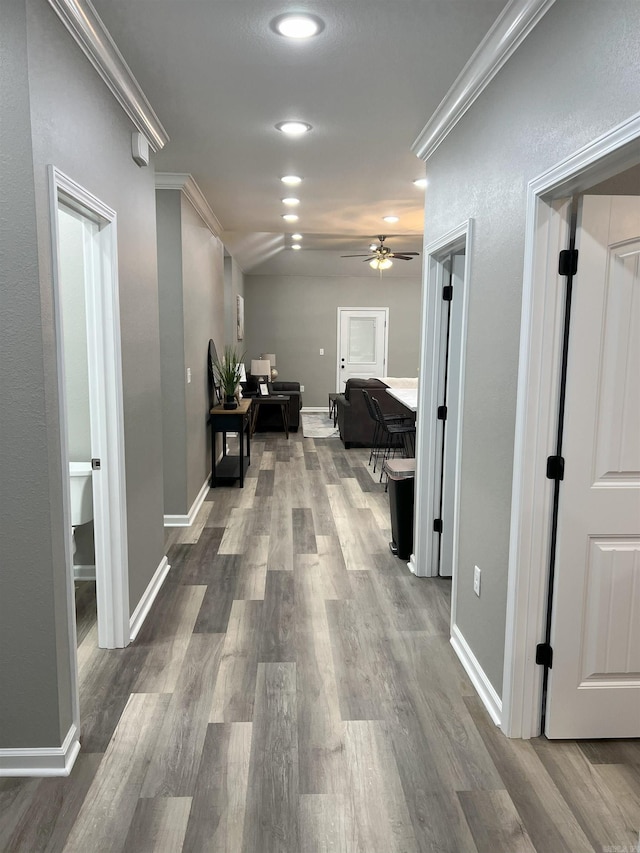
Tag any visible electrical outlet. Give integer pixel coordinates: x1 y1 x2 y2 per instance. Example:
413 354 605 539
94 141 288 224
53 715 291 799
473 565 481 597
319 348 324 355
300 385 304 392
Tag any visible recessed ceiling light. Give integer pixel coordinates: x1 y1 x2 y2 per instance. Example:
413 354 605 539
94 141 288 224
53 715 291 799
383 215 399 223
282 213 299 222
271 14 324 39
281 175 302 185
413 178 428 188
369 243 377 251
291 244 302 250
291 233 302 240
276 121 312 137
282 197 300 206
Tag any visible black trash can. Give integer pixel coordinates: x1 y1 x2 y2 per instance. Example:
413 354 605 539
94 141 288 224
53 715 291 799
384 459 415 560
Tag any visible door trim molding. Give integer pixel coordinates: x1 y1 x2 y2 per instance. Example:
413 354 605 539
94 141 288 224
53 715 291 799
502 111 640 738
411 220 472 582
50 166 130 657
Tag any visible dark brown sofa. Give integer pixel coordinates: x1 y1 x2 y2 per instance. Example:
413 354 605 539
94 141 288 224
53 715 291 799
335 378 415 448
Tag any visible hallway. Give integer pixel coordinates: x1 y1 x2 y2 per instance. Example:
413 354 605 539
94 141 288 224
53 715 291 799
1 431 638 852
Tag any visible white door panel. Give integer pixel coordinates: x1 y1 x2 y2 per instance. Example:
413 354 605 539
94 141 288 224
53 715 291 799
546 195 640 738
337 308 388 391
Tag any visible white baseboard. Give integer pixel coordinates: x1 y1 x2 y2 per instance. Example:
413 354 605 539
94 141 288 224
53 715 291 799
301 406 330 413
129 555 170 642
450 622 502 726
0 722 80 777
73 565 96 581
407 554 418 575
164 477 210 527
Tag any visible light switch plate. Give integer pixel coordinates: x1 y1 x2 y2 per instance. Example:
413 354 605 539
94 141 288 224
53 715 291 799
473 565 481 597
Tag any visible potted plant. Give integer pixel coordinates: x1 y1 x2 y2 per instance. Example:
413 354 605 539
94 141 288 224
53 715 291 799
212 346 245 409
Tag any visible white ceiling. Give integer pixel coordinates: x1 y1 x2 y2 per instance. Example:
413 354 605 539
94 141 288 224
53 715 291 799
92 0 508 272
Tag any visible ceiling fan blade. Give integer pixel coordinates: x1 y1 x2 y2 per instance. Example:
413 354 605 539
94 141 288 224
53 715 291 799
390 254 416 261
361 257 375 262
341 253 372 258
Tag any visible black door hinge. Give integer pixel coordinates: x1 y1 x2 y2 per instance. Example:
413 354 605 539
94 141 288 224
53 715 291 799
437 405 447 421
433 518 443 533
442 285 453 301
546 455 565 481
536 642 553 668
91 458 101 470
558 249 578 277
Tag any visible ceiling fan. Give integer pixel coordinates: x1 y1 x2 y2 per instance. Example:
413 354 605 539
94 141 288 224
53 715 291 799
341 235 420 270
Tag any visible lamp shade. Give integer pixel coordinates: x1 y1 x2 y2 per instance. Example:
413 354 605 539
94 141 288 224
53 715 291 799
251 359 271 378
261 353 276 367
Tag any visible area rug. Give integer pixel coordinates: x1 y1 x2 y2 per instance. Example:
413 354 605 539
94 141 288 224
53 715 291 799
302 412 340 439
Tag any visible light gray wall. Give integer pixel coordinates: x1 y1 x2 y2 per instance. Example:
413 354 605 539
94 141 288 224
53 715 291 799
157 190 225 516
0 0 69 748
421 0 640 695
243 273 421 406
181 195 224 508
0 0 166 749
157 190 187 515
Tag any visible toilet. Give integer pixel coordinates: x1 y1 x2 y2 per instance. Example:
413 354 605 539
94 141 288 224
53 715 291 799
69 461 93 526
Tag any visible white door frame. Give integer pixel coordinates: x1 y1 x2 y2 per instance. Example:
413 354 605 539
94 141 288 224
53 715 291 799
336 306 389 391
410 220 472 584
502 112 640 738
49 166 130 655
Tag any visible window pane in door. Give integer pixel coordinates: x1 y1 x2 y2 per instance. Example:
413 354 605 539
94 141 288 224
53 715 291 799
348 318 376 363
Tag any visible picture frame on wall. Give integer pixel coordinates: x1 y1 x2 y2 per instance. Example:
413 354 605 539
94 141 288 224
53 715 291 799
236 294 244 341
259 382 269 397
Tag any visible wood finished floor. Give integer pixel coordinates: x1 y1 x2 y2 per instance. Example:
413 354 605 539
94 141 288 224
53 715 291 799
1 431 639 852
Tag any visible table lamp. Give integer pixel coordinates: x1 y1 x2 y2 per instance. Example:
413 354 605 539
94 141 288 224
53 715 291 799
251 359 271 383
261 353 278 380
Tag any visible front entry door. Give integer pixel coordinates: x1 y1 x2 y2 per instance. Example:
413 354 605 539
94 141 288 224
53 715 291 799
337 308 388 392
546 195 640 738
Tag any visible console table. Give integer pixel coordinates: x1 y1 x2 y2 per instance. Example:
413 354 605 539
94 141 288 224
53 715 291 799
210 398 252 487
250 395 290 439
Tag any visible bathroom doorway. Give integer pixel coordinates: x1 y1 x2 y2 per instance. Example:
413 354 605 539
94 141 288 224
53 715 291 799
50 167 129 652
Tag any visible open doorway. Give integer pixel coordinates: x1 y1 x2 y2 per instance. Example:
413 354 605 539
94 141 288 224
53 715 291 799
503 116 640 739
412 221 471 590
50 167 130 659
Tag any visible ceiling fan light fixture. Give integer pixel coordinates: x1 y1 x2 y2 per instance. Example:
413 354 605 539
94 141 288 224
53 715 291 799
383 215 399 224
276 121 312 137
370 257 393 271
281 175 302 185
282 213 299 222
271 14 324 39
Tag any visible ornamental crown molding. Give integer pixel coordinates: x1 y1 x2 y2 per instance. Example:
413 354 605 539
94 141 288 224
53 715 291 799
412 0 557 162
46 0 169 152
155 174 224 238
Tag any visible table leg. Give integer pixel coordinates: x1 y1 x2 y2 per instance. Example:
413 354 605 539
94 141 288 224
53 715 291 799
246 411 251 465
280 401 289 439
211 417 216 487
239 418 244 488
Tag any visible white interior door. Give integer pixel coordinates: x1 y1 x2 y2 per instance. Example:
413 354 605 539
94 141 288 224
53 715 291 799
546 195 640 738
337 308 388 391
437 252 466 578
